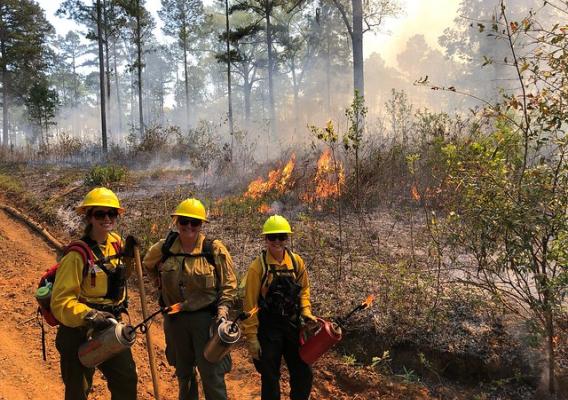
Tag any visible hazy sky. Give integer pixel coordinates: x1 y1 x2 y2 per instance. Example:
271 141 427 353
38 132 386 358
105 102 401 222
38 0 461 69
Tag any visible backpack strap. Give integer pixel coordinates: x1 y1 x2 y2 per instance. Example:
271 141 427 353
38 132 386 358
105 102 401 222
63 240 95 276
160 230 179 263
159 231 217 267
260 248 300 288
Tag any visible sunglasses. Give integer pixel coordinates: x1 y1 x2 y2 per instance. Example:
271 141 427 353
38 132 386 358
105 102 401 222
266 233 289 242
91 209 119 220
178 217 203 227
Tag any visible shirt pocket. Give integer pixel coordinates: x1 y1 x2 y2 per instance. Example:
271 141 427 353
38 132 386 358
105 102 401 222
192 259 216 289
160 258 183 294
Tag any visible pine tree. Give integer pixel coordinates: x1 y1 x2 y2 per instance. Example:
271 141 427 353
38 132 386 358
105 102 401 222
0 0 54 146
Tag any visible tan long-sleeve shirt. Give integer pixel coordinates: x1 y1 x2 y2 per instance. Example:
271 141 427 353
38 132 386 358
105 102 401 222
143 233 237 310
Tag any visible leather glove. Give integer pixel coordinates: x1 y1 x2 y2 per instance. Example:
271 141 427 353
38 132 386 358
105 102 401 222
302 313 320 334
84 310 115 331
247 337 261 360
122 235 139 258
216 305 229 323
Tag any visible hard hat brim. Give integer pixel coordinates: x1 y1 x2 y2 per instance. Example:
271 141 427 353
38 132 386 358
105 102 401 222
76 205 125 215
262 229 293 235
171 212 209 222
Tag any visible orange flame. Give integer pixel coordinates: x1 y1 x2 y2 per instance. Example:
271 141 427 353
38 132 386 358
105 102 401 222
361 294 375 309
167 302 184 314
303 149 345 203
244 154 296 199
151 223 158 235
246 306 260 319
411 185 421 202
258 203 271 214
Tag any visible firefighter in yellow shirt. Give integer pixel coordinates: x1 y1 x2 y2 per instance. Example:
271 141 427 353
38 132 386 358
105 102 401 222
143 198 237 400
50 187 137 400
242 215 317 400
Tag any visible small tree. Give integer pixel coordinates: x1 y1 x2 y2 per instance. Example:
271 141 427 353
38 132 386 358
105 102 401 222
433 2 568 396
343 89 367 211
25 81 59 147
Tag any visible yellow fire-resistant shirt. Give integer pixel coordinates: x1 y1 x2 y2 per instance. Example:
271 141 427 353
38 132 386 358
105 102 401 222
143 233 237 311
241 249 314 341
50 232 131 328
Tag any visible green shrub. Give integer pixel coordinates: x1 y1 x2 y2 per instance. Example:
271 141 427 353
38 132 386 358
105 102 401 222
84 165 127 186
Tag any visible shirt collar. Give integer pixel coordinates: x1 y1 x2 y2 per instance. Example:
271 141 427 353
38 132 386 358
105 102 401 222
265 248 293 268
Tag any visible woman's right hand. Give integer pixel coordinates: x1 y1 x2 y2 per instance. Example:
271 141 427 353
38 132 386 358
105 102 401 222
84 310 115 331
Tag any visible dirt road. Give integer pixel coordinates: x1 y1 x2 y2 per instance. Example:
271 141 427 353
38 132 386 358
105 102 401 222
0 206 390 400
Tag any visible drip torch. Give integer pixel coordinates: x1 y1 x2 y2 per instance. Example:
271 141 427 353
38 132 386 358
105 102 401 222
299 294 375 365
77 303 179 369
203 307 259 363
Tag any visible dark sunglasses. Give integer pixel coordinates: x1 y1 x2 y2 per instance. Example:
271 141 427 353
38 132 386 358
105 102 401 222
266 233 289 242
178 217 203 227
92 209 119 220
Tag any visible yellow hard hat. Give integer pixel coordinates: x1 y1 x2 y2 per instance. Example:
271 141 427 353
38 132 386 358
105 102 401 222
76 187 124 215
171 198 208 222
262 215 292 235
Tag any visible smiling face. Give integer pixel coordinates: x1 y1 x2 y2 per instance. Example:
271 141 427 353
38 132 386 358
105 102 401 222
87 206 118 237
264 233 289 260
176 216 203 244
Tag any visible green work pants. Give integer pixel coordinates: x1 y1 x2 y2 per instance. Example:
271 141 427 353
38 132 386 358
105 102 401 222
167 309 231 400
55 324 137 400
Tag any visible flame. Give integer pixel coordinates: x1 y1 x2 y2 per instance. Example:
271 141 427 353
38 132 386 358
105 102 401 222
151 223 158 235
303 149 345 203
167 302 184 315
411 185 421 202
244 154 296 199
246 306 260 319
258 203 271 214
361 294 375 309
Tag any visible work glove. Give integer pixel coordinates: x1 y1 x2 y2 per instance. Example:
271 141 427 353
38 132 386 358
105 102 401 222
122 235 140 258
302 313 320 334
216 305 229 323
247 337 261 360
84 310 115 331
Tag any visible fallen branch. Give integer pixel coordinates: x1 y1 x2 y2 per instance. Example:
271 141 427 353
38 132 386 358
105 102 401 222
0 203 64 251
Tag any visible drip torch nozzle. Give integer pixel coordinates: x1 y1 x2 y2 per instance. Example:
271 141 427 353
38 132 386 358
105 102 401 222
336 294 375 329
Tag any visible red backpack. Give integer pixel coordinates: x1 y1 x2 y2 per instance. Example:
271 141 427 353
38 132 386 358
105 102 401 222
36 240 95 327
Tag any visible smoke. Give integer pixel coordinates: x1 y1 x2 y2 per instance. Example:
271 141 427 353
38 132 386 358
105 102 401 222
17 0 561 160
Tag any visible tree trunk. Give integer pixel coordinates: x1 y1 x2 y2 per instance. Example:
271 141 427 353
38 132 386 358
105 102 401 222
266 10 276 136
243 79 251 127
225 0 234 158
326 33 331 114
183 37 190 130
1 65 8 147
0 9 8 147
351 0 364 97
112 40 123 140
97 0 108 153
135 1 144 137
545 308 556 395
103 0 112 142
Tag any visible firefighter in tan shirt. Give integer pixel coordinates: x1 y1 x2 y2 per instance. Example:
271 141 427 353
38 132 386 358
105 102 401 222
143 198 237 400
242 215 317 400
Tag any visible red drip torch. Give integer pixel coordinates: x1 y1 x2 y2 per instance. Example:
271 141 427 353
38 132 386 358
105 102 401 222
299 294 375 365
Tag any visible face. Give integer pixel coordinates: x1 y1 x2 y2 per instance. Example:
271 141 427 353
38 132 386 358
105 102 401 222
176 216 203 242
264 233 289 257
88 207 118 235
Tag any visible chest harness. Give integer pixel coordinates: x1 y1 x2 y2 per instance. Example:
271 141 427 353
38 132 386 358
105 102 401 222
258 248 304 321
81 236 128 314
